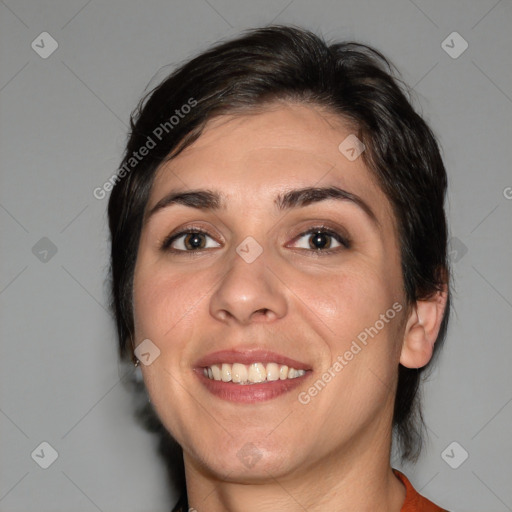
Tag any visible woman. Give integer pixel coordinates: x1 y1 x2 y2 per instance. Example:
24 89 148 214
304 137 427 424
108 25 450 511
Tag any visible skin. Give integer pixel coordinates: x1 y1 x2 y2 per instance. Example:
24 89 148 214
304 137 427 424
132 102 447 511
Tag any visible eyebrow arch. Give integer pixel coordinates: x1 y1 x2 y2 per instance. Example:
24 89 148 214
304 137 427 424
146 186 378 225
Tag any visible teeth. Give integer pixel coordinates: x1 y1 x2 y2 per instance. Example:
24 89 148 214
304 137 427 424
266 362 280 381
221 363 232 382
232 363 248 383
211 364 221 381
248 362 266 383
203 362 306 384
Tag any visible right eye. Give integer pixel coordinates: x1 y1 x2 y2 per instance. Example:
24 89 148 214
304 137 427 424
162 229 221 253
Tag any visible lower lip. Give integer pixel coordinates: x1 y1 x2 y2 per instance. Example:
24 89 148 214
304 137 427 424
195 370 310 403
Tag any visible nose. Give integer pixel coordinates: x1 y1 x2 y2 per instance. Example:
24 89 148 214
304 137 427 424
209 245 288 325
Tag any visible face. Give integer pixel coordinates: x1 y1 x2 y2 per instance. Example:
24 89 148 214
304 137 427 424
133 102 407 482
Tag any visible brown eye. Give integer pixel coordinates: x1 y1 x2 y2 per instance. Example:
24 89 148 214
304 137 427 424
307 231 335 250
162 229 221 252
289 227 350 252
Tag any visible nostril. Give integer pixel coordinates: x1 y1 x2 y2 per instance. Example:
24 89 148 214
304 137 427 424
253 308 274 320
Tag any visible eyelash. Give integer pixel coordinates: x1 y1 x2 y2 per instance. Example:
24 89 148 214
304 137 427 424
161 225 351 256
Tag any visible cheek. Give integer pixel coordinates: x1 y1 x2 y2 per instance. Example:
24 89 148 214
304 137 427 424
133 261 198 345
298 263 399 345
301 267 403 419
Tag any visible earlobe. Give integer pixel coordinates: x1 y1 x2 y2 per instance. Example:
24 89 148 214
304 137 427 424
400 286 448 369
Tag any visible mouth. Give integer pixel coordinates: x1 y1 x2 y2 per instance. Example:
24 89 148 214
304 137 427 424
194 349 312 403
203 362 306 383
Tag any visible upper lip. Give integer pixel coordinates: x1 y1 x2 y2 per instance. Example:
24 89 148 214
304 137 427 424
195 348 311 371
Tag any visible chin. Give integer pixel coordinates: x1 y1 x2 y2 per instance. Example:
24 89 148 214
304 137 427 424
185 433 297 480
206 451 291 482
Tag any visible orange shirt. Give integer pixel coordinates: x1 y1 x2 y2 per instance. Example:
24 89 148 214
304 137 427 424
394 470 448 512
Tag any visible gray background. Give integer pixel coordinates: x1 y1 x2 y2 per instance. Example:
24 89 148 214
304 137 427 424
1 0 511 511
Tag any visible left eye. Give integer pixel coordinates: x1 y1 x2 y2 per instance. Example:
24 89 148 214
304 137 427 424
290 228 348 251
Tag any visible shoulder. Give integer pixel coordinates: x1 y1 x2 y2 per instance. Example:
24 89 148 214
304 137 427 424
393 469 450 512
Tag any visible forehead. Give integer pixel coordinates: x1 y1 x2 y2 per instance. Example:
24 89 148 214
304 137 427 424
150 102 393 224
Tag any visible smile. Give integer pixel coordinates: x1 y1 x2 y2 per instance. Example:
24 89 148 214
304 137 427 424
202 362 307 384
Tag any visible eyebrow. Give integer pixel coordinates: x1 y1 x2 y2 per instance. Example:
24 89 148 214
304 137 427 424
146 186 378 225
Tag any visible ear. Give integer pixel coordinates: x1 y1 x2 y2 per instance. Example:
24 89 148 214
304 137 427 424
400 286 448 369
